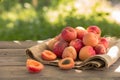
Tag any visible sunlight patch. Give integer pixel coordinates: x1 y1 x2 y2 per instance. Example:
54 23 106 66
111 10 120 23
75 69 82 73
13 41 21 45
24 3 31 9
115 65 120 72
6 23 14 29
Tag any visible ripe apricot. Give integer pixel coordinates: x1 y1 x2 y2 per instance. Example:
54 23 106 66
61 27 77 42
99 37 109 48
47 38 58 51
62 46 77 60
53 40 68 58
79 46 96 61
58 57 75 70
75 26 87 40
41 50 57 61
54 33 63 41
94 44 106 54
83 32 98 47
69 39 83 53
26 59 44 73
87 25 101 38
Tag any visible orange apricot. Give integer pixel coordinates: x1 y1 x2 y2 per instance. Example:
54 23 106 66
87 25 101 38
58 57 75 70
61 27 77 42
62 46 77 60
83 32 99 47
47 38 58 51
41 50 57 61
26 59 44 73
79 46 96 61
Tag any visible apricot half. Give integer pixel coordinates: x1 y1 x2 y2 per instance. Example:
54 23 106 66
41 50 57 61
58 57 75 70
26 59 44 73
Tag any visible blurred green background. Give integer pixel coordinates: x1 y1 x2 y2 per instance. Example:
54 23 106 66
0 0 120 41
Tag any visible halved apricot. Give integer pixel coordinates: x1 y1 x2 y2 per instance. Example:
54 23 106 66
26 59 44 73
41 50 57 61
58 57 75 70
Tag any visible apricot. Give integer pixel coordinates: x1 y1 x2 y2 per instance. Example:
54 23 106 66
94 44 106 54
87 25 101 38
26 59 44 73
61 27 77 42
83 32 99 47
54 33 63 41
58 57 75 70
53 40 68 58
47 38 58 51
69 39 83 53
75 26 87 40
79 46 96 61
41 50 57 61
99 37 109 48
62 46 77 60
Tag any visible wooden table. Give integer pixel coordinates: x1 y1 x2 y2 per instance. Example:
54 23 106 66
0 41 120 80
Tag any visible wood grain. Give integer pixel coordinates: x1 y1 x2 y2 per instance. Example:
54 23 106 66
0 49 25 56
0 66 120 80
0 41 38 49
0 41 120 80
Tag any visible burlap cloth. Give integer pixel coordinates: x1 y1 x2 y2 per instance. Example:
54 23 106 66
26 37 120 70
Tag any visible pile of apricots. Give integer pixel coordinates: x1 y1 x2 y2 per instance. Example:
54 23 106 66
26 26 109 73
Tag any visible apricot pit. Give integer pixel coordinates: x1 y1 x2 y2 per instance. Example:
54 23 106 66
58 57 75 70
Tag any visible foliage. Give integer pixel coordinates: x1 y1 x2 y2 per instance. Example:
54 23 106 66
0 0 120 40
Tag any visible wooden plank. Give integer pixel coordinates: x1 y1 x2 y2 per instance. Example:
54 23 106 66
0 49 26 57
0 57 26 66
0 66 120 80
0 49 120 71
0 49 120 68
0 47 120 79
0 49 26 66
0 41 38 49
